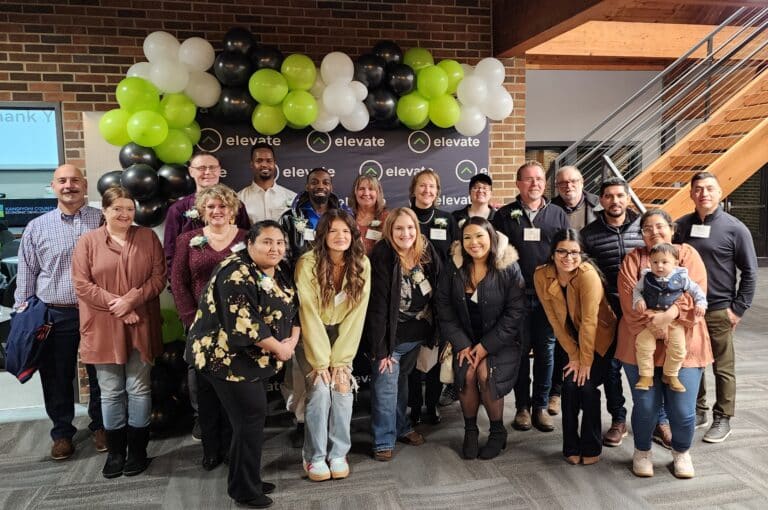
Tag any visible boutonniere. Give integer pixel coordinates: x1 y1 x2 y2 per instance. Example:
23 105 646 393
458 218 466 228
370 220 381 228
510 209 523 223
189 235 208 249
285 199 294 208
230 242 246 253
411 267 426 284
293 217 308 234
184 208 200 220
434 217 448 229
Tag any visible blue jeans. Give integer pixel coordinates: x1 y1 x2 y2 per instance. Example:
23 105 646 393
605 357 627 423
623 363 702 452
94 349 152 429
303 376 354 463
370 341 421 452
514 297 556 410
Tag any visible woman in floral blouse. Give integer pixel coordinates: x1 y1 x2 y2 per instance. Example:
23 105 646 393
349 174 388 255
185 220 299 509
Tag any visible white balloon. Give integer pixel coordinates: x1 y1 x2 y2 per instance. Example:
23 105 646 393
311 103 339 132
184 71 221 108
456 76 488 107
143 31 181 63
310 72 326 99
482 85 514 121
321 52 354 84
127 61 152 81
350 81 368 102
178 37 215 72
322 81 356 117
474 57 505 87
340 102 370 132
455 105 487 137
460 63 474 77
149 58 190 93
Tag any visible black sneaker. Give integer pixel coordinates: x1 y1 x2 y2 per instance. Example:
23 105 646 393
438 384 459 407
703 415 731 443
695 410 709 429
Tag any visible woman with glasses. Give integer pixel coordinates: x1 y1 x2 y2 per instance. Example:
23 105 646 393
616 209 711 479
534 228 616 466
451 174 497 229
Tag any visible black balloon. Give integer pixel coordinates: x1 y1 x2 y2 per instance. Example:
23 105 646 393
213 51 253 87
157 164 193 200
211 87 257 123
133 196 168 227
249 44 284 71
150 397 180 434
372 40 403 66
374 116 402 130
223 27 255 54
364 88 397 121
96 170 123 195
386 63 416 96
151 365 175 401
121 164 158 201
355 54 387 89
119 142 160 170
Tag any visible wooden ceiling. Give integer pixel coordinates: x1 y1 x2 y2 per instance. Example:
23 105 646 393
493 0 767 69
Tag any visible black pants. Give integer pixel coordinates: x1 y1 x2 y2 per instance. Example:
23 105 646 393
561 354 605 458
196 370 232 459
42 306 103 440
408 361 442 415
549 342 568 398
205 373 267 503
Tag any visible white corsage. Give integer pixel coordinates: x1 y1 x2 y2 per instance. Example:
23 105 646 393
458 218 466 228
184 208 200 219
370 220 381 228
293 217 308 234
434 217 448 229
411 267 426 284
189 235 208 248
230 241 246 253
510 209 523 223
258 275 275 293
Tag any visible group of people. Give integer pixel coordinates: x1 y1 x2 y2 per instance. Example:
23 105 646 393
12 146 757 508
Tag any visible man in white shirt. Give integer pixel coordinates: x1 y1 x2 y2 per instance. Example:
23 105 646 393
237 143 296 223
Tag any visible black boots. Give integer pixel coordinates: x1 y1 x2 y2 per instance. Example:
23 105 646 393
123 426 151 477
102 428 127 479
479 420 507 460
462 416 479 459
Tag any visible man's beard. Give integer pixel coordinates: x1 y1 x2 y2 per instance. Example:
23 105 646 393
311 193 329 205
256 169 274 181
605 206 625 218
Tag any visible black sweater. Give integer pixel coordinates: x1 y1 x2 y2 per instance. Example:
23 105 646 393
413 205 459 264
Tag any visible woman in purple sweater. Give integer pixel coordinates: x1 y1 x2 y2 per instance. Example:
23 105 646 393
171 184 247 471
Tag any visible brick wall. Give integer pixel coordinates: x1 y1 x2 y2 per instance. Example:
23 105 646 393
0 0 526 201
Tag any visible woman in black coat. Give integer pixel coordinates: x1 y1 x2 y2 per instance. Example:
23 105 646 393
437 217 526 460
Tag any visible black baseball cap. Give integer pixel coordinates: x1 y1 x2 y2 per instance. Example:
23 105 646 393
469 173 493 189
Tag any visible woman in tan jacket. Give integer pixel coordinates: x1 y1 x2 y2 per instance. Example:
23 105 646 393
72 186 166 479
534 228 616 466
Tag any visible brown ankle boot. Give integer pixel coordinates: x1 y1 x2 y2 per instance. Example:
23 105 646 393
662 375 686 392
635 376 654 390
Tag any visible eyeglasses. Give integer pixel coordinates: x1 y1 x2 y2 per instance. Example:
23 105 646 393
641 223 670 234
555 249 582 258
190 165 221 173
471 186 491 192
556 178 582 188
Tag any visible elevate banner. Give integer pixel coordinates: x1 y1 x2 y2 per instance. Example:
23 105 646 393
196 111 490 210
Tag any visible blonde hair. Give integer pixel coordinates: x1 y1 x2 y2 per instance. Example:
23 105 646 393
409 168 441 205
382 207 431 269
349 175 386 216
194 184 240 221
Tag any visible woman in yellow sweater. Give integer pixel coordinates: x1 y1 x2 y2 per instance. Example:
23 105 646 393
295 209 371 482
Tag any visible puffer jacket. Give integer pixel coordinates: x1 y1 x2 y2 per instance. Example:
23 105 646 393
436 234 526 400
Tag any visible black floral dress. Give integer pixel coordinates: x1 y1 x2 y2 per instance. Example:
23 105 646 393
185 251 299 383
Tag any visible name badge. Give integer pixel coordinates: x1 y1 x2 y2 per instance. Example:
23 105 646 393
334 291 347 306
303 229 315 241
419 280 432 295
430 228 447 241
690 224 711 238
470 289 479 303
523 228 541 242
365 229 383 241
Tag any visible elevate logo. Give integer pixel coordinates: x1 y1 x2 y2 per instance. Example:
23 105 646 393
197 128 222 152
306 130 332 154
455 160 481 182
358 160 384 180
407 131 431 154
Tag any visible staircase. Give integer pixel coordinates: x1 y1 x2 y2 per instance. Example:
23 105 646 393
554 6 768 220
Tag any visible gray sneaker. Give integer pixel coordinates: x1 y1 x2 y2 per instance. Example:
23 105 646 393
695 410 709 429
703 415 731 443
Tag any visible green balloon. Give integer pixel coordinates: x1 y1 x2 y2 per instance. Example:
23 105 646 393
115 77 160 113
403 47 434 72
180 120 201 145
428 94 460 128
127 110 168 147
281 54 317 91
417 66 449 100
404 117 429 130
252 104 287 135
249 69 289 106
282 90 318 128
99 108 131 146
154 129 193 164
159 93 196 129
437 59 464 94
161 308 185 344
396 91 429 127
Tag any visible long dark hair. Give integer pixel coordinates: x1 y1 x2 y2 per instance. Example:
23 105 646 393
246 219 284 244
459 216 500 290
549 228 606 284
312 209 367 308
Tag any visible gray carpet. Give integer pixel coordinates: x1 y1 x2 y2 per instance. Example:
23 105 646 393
1 268 767 509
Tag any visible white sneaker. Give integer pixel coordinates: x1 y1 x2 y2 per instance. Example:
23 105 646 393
303 459 331 482
329 457 350 479
672 450 695 479
632 448 654 477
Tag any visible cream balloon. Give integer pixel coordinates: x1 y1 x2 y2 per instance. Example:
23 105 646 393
322 81 356 116
143 31 181 63
311 103 340 132
350 81 368 102
456 75 488 107
482 85 514 121
340 102 369 132
320 52 354 84
149 58 190 94
178 37 215 72
455 105 487 137
474 57 506 87
184 71 221 108
127 61 152 81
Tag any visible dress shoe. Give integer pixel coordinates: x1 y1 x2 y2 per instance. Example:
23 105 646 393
547 395 561 416
262 481 276 495
397 430 425 446
532 408 554 432
512 408 532 431
51 438 74 460
652 423 672 450
582 455 600 465
374 449 393 461
564 455 580 465
236 495 273 508
92 428 108 453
